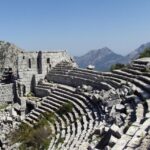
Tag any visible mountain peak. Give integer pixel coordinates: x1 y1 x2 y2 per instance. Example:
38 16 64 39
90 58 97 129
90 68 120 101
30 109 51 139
86 47 113 57
74 47 123 71
97 47 113 54
100 46 112 51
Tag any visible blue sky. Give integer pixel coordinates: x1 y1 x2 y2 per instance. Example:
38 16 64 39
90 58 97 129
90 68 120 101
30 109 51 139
0 0 150 56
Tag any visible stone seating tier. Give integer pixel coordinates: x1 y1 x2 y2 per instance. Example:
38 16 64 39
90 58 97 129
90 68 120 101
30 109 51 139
24 84 102 149
23 59 150 150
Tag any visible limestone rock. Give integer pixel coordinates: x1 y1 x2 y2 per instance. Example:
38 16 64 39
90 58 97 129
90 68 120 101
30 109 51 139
110 124 122 138
115 104 125 112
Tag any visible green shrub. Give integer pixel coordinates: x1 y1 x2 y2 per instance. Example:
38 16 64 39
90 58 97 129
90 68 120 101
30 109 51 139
18 125 51 150
139 47 150 58
110 63 125 71
57 102 73 115
34 112 55 128
9 112 56 150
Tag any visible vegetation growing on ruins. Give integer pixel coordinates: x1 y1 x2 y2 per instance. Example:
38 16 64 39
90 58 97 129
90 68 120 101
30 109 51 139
26 92 35 97
0 103 8 110
9 112 56 150
110 63 125 71
57 101 73 115
139 47 150 58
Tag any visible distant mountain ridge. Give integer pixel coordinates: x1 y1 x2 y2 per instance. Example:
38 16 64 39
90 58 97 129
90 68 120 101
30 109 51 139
121 42 150 63
74 47 123 71
74 42 150 71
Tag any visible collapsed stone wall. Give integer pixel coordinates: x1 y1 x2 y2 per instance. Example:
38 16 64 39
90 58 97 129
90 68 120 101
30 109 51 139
0 83 14 103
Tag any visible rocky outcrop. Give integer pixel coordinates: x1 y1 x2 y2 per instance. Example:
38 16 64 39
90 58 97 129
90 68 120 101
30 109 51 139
0 41 22 74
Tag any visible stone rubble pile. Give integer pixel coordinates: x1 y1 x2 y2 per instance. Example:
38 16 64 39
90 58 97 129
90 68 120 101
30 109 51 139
71 82 141 149
88 123 123 150
0 104 22 149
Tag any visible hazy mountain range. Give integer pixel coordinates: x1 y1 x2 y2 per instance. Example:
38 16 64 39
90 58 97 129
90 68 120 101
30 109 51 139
74 42 150 71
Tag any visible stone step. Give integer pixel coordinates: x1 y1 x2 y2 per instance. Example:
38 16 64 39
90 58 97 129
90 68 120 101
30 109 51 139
47 73 109 90
26 116 37 124
138 75 150 85
64 123 76 148
36 107 46 114
112 134 132 150
56 87 94 109
56 85 101 116
113 69 135 78
72 70 101 82
69 71 99 81
129 65 145 72
47 94 85 126
31 109 41 116
50 91 85 116
133 60 148 65
43 98 61 108
54 89 91 114
41 101 58 111
39 104 54 112
122 68 142 75
39 101 69 130
73 68 108 76
55 85 102 121
132 63 146 69
47 96 77 122
29 113 39 121
57 84 76 92
136 103 144 123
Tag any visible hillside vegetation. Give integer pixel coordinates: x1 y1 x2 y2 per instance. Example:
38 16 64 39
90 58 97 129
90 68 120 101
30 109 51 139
110 63 125 71
9 112 56 150
139 47 150 58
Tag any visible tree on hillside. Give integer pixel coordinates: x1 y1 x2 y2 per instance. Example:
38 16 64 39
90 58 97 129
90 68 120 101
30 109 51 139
110 63 125 71
139 47 150 58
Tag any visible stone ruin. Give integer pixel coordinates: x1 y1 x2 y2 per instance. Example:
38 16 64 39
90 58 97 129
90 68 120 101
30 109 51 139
0 42 150 150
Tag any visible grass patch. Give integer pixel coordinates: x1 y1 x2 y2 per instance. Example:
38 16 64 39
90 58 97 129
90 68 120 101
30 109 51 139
139 47 150 58
9 112 56 150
